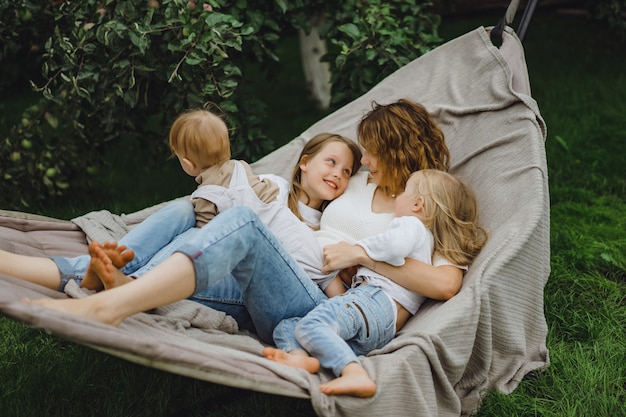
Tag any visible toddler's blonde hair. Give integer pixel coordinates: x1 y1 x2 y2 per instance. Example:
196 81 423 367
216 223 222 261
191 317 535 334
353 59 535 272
408 169 487 266
169 109 230 169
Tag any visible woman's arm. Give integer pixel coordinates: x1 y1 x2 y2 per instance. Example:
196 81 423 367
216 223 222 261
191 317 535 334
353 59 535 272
322 242 463 300
374 260 462 300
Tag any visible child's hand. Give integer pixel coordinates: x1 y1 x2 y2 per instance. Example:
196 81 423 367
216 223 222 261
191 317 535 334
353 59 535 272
338 267 357 288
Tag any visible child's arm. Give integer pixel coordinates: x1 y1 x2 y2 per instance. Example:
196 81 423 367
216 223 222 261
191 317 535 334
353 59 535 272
321 218 418 273
191 198 218 227
323 275 346 297
356 217 428 267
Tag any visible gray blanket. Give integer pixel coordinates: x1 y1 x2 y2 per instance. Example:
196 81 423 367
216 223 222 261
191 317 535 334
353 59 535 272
0 26 550 416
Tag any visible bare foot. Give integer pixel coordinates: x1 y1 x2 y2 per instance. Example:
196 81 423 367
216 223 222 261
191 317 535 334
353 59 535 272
81 241 135 291
81 241 109 291
319 362 377 397
263 347 321 373
103 242 135 266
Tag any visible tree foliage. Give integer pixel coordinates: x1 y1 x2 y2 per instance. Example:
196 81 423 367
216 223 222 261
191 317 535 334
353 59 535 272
317 1 441 106
0 0 442 209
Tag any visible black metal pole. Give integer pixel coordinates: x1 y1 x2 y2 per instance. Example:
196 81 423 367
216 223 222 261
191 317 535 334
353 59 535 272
518 0 540 41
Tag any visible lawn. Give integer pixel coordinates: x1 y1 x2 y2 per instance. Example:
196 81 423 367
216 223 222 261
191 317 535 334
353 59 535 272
1 4 625 417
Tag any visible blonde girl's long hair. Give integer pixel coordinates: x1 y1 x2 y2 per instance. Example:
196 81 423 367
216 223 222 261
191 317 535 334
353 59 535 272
358 99 450 197
410 170 488 266
288 133 362 222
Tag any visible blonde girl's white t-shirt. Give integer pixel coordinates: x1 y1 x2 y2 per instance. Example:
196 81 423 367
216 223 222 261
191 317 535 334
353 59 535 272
354 216 433 314
259 174 321 229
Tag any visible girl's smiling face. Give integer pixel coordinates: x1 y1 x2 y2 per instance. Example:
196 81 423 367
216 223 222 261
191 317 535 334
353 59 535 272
299 141 355 208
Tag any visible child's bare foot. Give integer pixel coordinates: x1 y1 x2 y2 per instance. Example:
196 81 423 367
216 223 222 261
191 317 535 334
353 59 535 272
81 241 109 291
81 241 135 291
319 362 377 397
262 347 320 373
102 242 135 270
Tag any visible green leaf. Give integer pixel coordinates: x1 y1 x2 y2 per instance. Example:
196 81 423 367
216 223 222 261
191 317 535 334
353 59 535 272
276 0 288 13
335 54 347 69
185 56 204 65
338 23 361 41
205 12 237 28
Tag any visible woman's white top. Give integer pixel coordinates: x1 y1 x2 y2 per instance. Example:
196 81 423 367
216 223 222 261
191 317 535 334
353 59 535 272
315 171 395 248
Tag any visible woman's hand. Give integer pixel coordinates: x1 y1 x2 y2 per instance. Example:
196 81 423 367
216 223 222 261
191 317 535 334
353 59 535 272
321 242 366 273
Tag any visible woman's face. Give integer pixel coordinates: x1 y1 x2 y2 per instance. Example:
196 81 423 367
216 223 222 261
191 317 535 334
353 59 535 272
299 141 355 208
361 148 381 185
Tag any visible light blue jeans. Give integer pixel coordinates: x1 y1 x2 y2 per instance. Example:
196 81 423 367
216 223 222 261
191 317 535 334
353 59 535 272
272 284 396 377
52 199 197 291
52 200 255 329
174 205 328 342
53 202 327 343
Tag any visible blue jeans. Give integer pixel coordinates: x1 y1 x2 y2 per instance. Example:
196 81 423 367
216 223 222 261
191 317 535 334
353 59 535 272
127 222 257 331
52 200 256 329
175 206 328 343
52 202 327 342
52 199 197 291
273 285 396 376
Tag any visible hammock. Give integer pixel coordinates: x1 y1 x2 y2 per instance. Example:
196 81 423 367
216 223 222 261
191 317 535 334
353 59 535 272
0 3 549 416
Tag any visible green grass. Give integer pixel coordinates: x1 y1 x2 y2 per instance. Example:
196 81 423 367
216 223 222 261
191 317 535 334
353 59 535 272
2 5 626 417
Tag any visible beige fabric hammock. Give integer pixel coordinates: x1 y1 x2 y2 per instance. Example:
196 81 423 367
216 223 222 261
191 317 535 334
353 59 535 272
0 24 549 417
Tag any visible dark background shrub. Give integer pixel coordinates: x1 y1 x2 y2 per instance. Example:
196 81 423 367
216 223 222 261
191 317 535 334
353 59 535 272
0 0 444 210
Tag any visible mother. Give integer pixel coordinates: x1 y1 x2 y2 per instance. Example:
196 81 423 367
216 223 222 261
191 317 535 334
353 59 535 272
30 99 463 344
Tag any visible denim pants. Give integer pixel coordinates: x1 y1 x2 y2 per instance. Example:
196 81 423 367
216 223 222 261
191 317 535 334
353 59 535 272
52 199 197 291
174 205 327 342
52 201 327 342
273 284 396 377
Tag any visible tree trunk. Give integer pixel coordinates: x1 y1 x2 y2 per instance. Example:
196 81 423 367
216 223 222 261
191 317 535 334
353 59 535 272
298 16 332 110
